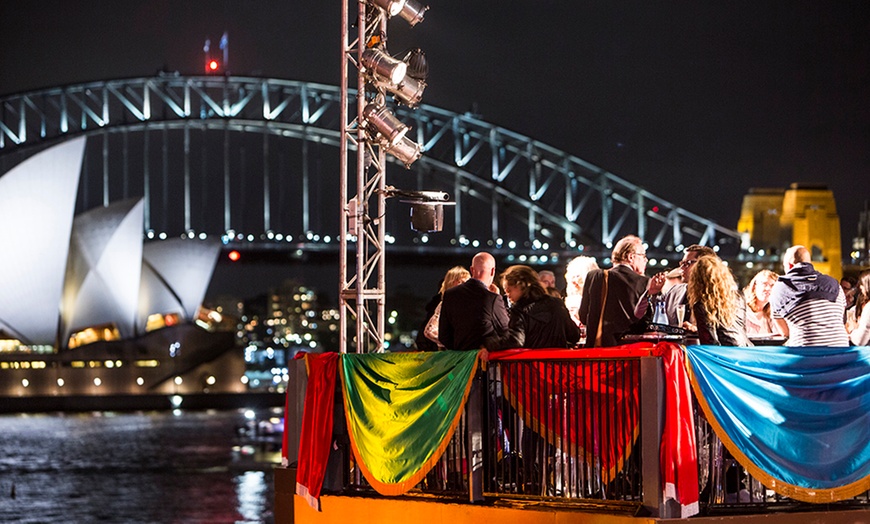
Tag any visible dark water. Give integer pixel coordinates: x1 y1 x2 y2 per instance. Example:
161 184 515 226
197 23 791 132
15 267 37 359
0 410 278 524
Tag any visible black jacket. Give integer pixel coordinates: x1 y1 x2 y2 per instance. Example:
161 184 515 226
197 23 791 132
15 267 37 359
488 295 581 350
439 279 510 350
579 265 649 347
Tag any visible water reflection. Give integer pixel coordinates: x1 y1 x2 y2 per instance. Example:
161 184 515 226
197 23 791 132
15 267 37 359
0 410 277 524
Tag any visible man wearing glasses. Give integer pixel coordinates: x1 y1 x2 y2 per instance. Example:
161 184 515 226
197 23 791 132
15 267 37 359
579 235 651 347
633 244 716 329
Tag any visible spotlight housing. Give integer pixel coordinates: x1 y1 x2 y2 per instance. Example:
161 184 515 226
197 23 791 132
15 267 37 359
370 0 404 17
391 75 426 108
363 104 410 146
385 135 423 167
398 0 428 26
361 48 407 86
370 0 428 26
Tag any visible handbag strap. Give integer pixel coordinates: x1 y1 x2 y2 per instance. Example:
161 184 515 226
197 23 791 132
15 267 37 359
594 270 609 347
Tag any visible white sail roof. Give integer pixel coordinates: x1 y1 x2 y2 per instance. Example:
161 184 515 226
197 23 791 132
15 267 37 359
0 138 86 345
138 238 221 332
60 199 145 344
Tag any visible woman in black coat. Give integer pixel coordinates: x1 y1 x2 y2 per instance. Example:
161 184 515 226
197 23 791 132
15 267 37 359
487 265 580 350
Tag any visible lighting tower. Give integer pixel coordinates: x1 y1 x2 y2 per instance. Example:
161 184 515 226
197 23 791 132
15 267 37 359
339 0 430 353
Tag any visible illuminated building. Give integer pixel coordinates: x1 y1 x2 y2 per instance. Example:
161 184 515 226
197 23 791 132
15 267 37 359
738 183 842 279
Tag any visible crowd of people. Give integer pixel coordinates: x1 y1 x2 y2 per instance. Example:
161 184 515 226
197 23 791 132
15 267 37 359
416 235 870 351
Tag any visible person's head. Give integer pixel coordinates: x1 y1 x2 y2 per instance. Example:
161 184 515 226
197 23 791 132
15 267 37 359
439 266 471 295
687 255 739 328
470 252 497 286
500 265 547 304
612 235 647 275
679 244 716 282
538 270 556 289
782 245 810 272
855 270 870 316
841 276 858 308
565 256 599 297
744 269 778 313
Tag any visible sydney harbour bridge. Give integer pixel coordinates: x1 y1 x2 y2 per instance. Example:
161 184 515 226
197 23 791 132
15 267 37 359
0 74 754 353
0 75 744 263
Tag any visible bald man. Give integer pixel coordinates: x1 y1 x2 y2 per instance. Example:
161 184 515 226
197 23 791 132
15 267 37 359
769 245 849 346
438 252 509 350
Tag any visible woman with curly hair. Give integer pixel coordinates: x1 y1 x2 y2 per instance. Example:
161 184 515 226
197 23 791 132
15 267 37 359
743 269 781 337
687 256 751 346
486 265 580 350
850 270 870 346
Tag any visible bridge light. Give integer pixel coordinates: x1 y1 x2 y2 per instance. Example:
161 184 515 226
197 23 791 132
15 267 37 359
206 59 221 74
228 250 241 262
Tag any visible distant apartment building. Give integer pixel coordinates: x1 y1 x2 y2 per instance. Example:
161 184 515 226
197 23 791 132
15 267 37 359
737 183 842 279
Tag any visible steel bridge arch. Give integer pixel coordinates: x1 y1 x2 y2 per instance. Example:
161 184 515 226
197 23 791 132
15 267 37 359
0 75 742 258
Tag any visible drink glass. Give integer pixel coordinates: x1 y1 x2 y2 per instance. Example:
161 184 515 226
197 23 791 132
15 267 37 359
676 305 686 325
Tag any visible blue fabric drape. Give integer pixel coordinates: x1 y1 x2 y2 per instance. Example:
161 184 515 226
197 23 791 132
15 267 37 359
685 344 870 502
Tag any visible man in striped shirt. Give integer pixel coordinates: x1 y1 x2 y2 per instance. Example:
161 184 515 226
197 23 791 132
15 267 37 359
769 245 849 347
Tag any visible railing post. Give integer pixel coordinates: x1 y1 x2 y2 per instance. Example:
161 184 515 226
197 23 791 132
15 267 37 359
640 355 673 517
467 372 484 502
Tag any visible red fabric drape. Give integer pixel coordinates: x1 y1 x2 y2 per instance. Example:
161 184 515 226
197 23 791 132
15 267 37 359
294 352 339 511
490 342 698 517
500 358 641 482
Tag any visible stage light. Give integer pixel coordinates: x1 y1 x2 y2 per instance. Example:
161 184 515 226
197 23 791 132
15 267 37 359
361 48 407 85
370 0 428 26
391 75 426 108
384 135 423 167
371 0 404 17
364 103 409 145
384 188 453 232
410 203 444 232
398 0 428 26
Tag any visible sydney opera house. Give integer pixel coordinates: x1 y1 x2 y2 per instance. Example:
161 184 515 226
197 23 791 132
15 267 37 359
0 138 247 410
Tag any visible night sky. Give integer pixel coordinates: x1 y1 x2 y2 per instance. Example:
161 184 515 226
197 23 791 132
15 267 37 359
2 0 869 253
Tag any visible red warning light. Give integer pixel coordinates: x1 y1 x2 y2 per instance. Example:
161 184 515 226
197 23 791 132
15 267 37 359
652 205 660 213
206 59 220 73
228 250 241 262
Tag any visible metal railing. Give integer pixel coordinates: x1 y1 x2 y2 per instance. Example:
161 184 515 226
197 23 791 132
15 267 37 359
322 353 870 517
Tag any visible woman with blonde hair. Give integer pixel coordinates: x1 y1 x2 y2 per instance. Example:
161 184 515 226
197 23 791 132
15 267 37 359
422 266 471 348
743 269 781 337
687 256 751 346
564 256 598 326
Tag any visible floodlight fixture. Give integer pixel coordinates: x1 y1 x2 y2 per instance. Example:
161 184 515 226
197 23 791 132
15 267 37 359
383 187 452 232
391 75 426 108
361 48 407 86
363 103 409 146
370 0 404 17
410 203 444 232
370 0 428 26
398 0 428 26
384 135 423 167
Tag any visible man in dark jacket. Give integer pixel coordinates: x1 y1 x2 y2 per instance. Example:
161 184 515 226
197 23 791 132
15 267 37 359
439 252 509 350
579 235 650 347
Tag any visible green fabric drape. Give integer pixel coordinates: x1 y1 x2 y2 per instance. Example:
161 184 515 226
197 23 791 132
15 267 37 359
340 350 480 495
